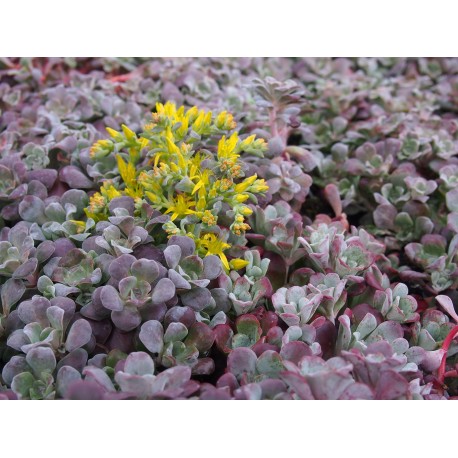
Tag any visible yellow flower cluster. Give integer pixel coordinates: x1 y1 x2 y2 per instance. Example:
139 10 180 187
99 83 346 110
85 182 121 222
84 102 268 270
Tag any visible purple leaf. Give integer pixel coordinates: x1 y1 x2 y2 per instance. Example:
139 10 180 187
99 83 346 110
227 347 257 379
139 320 164 354
100 285 123 311
59 165 94 189
151 278 176 304
65 319 92 352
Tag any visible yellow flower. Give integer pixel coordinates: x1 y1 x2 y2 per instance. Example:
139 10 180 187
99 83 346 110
193 110 212 134
116 155 137 187
234 194 250 203
192 169 210 195
89 139 113 158
229 258 249 271
106 127 123 141
231 213 251 235
201 210 217 226
85 192 108 222
217 132 239 162
195 189 207 212
250 178 269 194
176 116 189 139
145 191 161 205
121 124 136 142
186 106 199 123
238 135 267 153
87 192 105 212
218 178 233 192
68 220 87 234
156 101 178 118
234 175 258 193
238 205 253 216
101 182 121 200
200 233 231 271
215 111 237 130
239 134 256 149
143 122 155 131
164 194 196 221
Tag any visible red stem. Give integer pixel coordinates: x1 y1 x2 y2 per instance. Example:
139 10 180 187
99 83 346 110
437 325 458 391
108 74 132 83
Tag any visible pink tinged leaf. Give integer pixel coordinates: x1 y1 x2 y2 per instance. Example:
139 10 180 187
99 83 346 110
339 383 374 400
227 347 257 379
324 183 342 217
280 341 312 365
421 349 446 372
436 295 458 324
336 314 352 354
280 371 315 400
375 370 409 400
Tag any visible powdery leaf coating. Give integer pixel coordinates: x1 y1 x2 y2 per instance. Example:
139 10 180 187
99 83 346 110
180 287 212 311
139 320 164 354
151 278 176 304
56 366 82 398
100 285 123 311
1 278 26 313
66 319 92 352
26 347 56 376
59 166 94 189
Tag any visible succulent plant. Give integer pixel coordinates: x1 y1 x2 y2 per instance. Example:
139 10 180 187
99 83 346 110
6 294 94 358
21 142 50 170
0 224 38 279
404 234 458 292
113 352 194 399
94 213 150 257
260 157 312 209
299 222 376 279
372 283 420 323
58 352 198 400
2 347 57 400
139 320 214 374
50 248 103 305
98 254 172 331
213 312 283 355
218 270 272 316
272 286 322 327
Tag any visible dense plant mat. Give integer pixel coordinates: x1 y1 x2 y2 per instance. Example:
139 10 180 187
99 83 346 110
1 57 458 400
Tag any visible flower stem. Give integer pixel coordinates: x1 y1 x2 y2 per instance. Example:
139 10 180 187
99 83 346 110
436 325 458 392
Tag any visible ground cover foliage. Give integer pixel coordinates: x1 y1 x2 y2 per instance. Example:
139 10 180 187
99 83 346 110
1 57 458 400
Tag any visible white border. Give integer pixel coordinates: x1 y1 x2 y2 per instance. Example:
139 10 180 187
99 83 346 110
1 401 455 456
1 1 456 455
1 0 458 56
